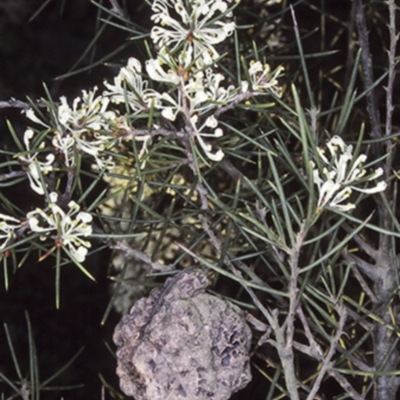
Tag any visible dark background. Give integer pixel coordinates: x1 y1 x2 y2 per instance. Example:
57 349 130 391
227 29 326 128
0 1 146 398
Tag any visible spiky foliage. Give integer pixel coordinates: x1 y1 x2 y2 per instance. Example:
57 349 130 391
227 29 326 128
0 0 399 399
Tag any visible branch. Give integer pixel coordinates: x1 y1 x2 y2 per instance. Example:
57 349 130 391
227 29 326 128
0 98 48 110
329 370 365 400
354 0 382 142
341 222 378 259
384 0 399 171
297 302 373 372
351 262 378 303
342 249 378 281
214 90 252 117
0 171 27 182
117 127 186 140
306 303 347 400
297 305 365 400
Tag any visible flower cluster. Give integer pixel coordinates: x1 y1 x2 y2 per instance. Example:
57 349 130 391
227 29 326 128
150 0 236 67
0 213 22 250
145 0 240 160
92 0 285 163
26 88 116 172
190 114 224 161
104 58 159 114
242 60 284 96
5 0 284 267
311 136 387 212
18 129 55 195
27 192 93 262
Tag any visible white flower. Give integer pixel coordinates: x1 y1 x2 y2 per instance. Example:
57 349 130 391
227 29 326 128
152 68 239 121
192 69 239 112
25 89 116 172
0 213 21 250
155 91 182 121
246 60 284 96
145 57 181 85
150 0 236 67
312 136 387 212
27 192 93 262
52 130 115 170
104 58 160 112
25 109 50 128
52 88 116 170
18 129 55 195
329 188 356 212
190 114 224 161
180 69 239 113
58 88 113 133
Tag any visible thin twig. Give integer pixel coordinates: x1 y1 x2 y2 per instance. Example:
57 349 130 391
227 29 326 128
296 306 323 359
344 1 357 89
298 304 363 400
298 300 374 372
306 303 347 400
214 90 252 117
277 227 304 400
329 370 365 400
341 222 378 258
342 249 378 281
354 0 382 143
384 0 398 172
0 171 27 182
117 127 186 140
350 262 378 303
0 99 48 110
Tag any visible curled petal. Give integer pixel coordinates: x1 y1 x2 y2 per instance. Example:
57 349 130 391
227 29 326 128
27 194 93 262
25 109 49 127
70 246 89 263
145 58 180 85
351 181 387 194
313 135 386 212
317 180 340 209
